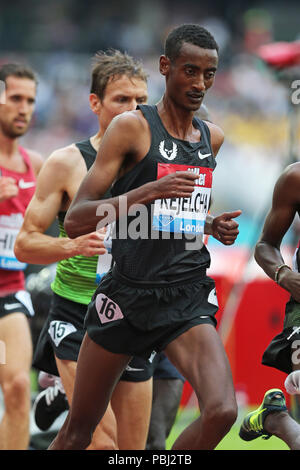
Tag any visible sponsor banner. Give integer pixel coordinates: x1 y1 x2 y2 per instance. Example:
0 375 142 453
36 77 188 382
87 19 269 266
153 163 212 234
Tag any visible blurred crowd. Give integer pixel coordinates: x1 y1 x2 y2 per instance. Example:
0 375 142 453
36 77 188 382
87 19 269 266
1 0 300 236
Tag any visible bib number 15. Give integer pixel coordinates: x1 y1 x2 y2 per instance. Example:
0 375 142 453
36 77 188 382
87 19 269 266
95 294 124 324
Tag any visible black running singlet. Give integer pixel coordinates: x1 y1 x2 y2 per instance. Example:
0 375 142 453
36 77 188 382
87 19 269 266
111 105 217 283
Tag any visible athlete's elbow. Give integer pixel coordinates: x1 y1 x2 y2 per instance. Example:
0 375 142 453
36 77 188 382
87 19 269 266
254 243 260 263
254 240 266 266
14 234 28 262
64 213 79 239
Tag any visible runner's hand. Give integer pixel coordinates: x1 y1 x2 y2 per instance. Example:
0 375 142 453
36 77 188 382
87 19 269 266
211 210 241 245
151 171 199 200
0 176 19 202
70 230 107 257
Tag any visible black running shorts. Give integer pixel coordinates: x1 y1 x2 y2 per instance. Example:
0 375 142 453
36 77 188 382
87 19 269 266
262 297 300 374
0 290 34 319
85 267 218 360
33 292 155 382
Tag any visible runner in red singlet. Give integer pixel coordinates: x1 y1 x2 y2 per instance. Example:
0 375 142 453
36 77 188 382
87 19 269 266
0 63 43 449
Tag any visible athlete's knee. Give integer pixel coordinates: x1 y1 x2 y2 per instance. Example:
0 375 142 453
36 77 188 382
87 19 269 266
203 399 238 431
3 371 31 413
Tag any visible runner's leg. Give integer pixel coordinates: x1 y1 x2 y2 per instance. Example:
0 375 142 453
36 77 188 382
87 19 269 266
164 323 237 450
55 356 119 450
111 378 152 449
0 313 32 449
49 333 131 450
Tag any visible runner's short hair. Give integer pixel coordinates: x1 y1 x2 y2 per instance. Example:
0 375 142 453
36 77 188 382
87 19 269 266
90 49 147 99
0 63 38 85
165 24 219 62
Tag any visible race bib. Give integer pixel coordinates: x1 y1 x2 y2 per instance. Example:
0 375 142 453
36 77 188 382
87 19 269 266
48 321 77 347
0 213 27 270
153 163 212 234
96 224 113 284
95 294 124 324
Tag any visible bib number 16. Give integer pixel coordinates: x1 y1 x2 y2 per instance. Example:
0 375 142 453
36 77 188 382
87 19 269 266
95 294 124 324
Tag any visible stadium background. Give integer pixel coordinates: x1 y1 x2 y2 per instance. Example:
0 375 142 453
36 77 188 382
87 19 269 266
1 0 300 450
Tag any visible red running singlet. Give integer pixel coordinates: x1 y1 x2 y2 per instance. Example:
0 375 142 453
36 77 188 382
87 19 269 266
0 147 36 294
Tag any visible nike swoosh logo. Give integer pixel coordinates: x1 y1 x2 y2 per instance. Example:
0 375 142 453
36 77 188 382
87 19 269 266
125 366 145 372
19 179 35 189
4 303 23 310
198 151 211 160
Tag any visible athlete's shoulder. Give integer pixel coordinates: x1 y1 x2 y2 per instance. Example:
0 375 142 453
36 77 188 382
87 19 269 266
109 108 148 134
271 162 300 208
204 121 224 156
45 143 83 171
36 144 85 190
24 148 44 176
282 161 300 179
277 162 300 192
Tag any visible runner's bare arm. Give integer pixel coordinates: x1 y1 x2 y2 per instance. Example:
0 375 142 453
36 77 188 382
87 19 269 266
65 111 200 238
14 146 106 264
255 163 300 301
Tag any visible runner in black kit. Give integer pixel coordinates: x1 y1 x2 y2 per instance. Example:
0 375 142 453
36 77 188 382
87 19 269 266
50 24 241 450
146 104 212 451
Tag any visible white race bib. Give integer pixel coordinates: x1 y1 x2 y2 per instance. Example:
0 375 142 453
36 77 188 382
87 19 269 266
0 213 27 270
48 321 77 347
153 164 212 235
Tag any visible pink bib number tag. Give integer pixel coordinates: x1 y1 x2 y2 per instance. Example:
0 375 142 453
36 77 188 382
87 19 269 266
95 294 124 324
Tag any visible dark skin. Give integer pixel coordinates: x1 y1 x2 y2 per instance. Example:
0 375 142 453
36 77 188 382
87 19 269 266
255 162 300 302
255 162 300 449
50 42 240 450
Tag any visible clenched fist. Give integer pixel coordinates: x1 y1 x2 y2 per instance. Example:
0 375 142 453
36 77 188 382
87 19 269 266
0 176 19 202
210 210 242 245
70 230 107 257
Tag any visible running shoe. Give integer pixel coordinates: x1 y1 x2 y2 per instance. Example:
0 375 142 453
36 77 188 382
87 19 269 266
33 379 69 431
239 388 288 441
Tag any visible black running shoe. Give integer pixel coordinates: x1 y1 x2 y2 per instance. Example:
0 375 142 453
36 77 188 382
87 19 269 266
33 381 69 431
